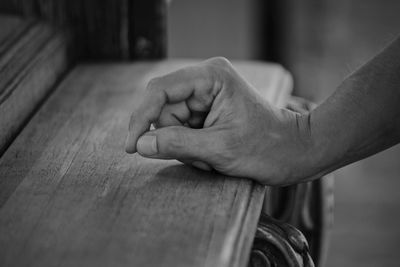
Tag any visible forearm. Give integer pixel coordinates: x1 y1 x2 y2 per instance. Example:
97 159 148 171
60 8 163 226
305 36 400 179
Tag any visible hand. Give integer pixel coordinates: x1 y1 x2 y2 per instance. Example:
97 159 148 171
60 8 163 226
125 57 314 185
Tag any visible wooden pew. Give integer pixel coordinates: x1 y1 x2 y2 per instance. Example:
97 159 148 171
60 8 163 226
0 59 305 267
0 1 333 266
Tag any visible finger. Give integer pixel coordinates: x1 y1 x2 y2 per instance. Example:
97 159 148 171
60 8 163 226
125 64 221 154
136 126 216 162
155 102 191 128
155 104 207 129
187 110 208 128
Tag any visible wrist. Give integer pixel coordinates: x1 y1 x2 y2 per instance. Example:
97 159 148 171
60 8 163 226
286 109 335 184
300 109 345 181
266 108 320 185
290 112 321 182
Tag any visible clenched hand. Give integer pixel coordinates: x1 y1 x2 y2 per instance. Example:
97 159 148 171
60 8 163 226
125 57 315 185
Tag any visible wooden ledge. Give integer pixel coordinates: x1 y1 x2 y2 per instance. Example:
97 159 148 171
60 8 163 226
0 60 291 267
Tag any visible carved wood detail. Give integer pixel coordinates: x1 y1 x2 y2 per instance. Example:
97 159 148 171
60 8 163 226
249 213 314 267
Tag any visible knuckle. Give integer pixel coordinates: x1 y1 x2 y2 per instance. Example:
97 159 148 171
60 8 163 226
146 77 161 91
146 77 166 104
207 57 234 77
208 56 232 68
180 66 196 76
205 57 235 86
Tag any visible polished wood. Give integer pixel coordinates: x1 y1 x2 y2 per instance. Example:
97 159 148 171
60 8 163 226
0 60 291 267
0 15 72 155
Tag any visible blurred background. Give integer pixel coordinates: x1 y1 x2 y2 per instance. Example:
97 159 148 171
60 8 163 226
168 0 400 266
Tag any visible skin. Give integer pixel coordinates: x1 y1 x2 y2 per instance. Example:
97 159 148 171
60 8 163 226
125 36 400 186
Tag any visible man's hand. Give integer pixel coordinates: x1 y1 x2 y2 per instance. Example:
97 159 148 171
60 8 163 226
125 57 314 185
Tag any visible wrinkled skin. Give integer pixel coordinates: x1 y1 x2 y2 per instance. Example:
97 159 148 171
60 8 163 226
125 57 313 185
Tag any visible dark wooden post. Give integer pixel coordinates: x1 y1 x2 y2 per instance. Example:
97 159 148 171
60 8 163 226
129 0 167 59
0 0 168 60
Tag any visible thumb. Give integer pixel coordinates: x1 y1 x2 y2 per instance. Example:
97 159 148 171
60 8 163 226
136 126 214 162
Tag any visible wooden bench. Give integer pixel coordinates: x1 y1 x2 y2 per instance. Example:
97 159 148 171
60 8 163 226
0 2 333 266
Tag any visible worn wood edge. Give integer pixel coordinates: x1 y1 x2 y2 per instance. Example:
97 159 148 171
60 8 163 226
0 20 73 155
226 183 266 267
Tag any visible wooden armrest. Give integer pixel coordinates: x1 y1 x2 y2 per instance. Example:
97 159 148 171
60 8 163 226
0 60 291 267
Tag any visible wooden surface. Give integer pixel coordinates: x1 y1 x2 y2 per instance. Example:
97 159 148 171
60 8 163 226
0 15 71 155
0 60 291 267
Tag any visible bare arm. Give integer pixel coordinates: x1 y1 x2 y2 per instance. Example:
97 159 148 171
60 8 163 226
303 36 400 180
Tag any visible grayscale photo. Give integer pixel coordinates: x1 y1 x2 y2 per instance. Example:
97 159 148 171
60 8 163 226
0 0 399 266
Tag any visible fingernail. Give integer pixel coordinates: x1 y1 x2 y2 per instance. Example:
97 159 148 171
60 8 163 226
137 135 158 156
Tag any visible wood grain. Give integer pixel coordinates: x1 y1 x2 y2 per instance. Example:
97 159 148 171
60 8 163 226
0 15 72 155
0 60 291 267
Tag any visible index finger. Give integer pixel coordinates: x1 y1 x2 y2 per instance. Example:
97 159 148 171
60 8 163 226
125 63 220 153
